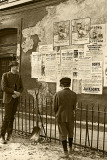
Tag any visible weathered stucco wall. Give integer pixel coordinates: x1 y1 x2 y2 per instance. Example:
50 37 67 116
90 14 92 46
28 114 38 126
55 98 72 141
0 0 107 108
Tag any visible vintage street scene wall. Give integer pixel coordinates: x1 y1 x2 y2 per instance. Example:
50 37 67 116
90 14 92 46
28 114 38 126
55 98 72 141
0 0 107 160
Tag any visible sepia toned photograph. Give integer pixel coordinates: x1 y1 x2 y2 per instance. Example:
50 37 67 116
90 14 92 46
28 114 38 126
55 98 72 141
0 0 107 160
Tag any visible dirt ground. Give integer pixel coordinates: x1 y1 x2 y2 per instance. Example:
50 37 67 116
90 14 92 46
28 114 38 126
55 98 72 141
0 135 107 160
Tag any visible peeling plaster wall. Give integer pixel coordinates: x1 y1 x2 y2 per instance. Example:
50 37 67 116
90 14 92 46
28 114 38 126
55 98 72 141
1 0 107 108
22 0 107 50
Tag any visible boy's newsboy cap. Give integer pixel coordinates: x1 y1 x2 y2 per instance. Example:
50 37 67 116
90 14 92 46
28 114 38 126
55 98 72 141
9 61 19 67
60 77 71 86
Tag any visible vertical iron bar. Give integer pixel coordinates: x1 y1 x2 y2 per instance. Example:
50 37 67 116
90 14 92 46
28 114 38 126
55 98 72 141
29 96 31 134
22 96 24 134
25 96 27 134
35 92 39 128
41 96 44 136
17 97 20 133
74 102 77 146
91 105 94 149
103 107 106 156
85 105 87 147
50 98 52 142
97 105 100 150
87 105 90 147
46 98 48 137
42 97 43 121
55 114 56 143
80 102 82 146
85 105 90 147
33 98 35 128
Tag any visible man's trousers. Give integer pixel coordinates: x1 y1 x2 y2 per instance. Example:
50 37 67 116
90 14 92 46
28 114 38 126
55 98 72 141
1 98 18 136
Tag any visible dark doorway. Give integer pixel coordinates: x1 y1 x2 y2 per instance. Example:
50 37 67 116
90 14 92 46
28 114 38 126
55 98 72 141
0 28 17 99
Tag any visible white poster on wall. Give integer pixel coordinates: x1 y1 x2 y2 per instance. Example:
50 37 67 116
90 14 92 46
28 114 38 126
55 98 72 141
31 52 42 78
91 61 102 74
78 57 92 79
39 44 53 53
71 17 91 44
38 53 46 81
60 45 84 80
82 61 102 94
84 44 104 61
56 49 73 91
72 47 84 79
45 53 57 82
53 20 70 46
72 79 82 94
61 49 73 78
82 79 102 94
90 24 106 44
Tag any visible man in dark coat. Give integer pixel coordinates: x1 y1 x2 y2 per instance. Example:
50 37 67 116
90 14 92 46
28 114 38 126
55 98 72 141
53 77 77 158
0 61 23 144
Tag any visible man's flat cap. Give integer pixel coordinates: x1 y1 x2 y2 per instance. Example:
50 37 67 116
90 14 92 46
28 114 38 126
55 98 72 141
9 61 19 67
60 77 71 85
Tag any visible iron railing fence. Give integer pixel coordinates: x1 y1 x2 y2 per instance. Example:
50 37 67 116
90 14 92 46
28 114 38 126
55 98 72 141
0 96 107 155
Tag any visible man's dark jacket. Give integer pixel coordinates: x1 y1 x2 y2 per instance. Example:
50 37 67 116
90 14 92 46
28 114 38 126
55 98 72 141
53 88 77 122
1 71 23 103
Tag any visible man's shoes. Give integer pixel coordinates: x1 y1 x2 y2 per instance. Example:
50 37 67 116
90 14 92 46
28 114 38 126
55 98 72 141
69 147 73 154
1 136 7 144
6 133 12 141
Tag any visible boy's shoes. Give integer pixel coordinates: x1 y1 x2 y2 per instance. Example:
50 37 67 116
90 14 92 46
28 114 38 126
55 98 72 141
1 136 7 144
6 133 12 141
69 147 73 154
60 151 69 158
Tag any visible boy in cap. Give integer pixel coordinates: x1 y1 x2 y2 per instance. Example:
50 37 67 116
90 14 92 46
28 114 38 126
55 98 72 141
53 77 77 158
0 61 23 144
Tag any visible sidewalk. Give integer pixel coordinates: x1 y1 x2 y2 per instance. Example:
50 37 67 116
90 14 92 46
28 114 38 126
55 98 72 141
0 112 107 152
0 135 107 160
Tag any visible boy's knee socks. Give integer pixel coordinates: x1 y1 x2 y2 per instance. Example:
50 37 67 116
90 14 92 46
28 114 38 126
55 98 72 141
62 140 67 151
68 138 73 147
